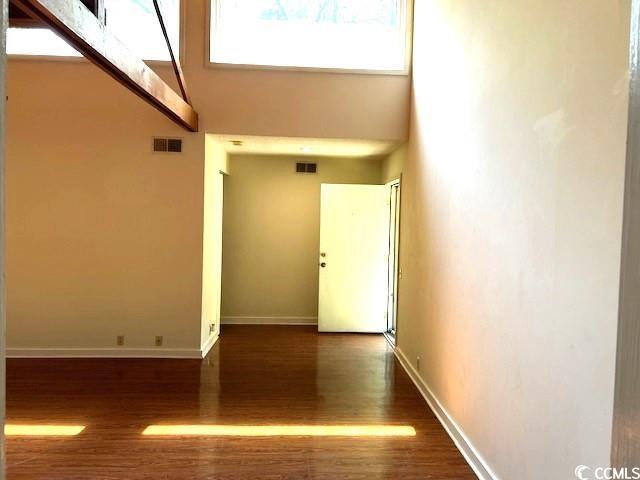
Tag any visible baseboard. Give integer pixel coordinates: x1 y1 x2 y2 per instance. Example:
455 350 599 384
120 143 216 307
393 347 498 480
221 316 318 326
7 347 203 359
9 336 221 359
200 333 219 358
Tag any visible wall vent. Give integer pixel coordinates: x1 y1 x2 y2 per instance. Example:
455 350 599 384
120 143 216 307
153 137 183 153
296 162 317 174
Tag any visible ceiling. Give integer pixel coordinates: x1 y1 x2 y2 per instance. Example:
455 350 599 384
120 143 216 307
211 135 398 158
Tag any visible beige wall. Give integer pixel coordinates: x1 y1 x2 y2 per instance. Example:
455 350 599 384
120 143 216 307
221 154 381 323
6 64 205 353
397 0 630 478
5 0 409 353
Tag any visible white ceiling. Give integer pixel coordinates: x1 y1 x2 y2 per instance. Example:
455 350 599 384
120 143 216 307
211 135 398 158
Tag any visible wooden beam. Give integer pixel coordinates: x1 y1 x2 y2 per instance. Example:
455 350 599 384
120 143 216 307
9 3 43 28
9 0 103 28
152 0 190 105
12 0 198 132
8 16 42 28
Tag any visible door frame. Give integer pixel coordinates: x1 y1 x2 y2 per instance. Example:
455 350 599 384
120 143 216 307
318 183 390 333
0 1 7 476
612 0 640 466
384 176 402 347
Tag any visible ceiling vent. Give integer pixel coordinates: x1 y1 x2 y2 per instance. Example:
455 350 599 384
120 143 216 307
296 162 317 174
153 137 183 153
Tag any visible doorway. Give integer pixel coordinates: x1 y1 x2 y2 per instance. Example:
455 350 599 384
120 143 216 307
316 180 402 336
317 183 390 332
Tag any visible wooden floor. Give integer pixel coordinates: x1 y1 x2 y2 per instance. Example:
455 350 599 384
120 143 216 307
6 326 476 479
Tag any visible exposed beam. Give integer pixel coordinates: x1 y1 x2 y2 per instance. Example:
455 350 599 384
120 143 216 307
152 0 190 105
12 0 198 132
9 0 104 28
8 4 42 28
7 16 41 27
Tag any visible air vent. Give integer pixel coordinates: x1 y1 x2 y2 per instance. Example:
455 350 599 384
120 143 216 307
153 137 182 153
167 138 182 152
296 162 318 174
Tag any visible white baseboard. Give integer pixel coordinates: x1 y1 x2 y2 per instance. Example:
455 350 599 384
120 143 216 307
221 316 317 326
393 347 498 480
9 335 221 359
200 333 219 358
7 347 203 359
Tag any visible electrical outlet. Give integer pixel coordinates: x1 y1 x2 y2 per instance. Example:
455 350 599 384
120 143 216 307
117 335 124 346
416 356 421 372
155 336 163 347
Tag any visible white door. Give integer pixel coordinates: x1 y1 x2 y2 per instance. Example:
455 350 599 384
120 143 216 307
318 184 390 332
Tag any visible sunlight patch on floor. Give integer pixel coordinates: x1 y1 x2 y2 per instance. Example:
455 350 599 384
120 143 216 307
142 425 416 437
5 424 85 436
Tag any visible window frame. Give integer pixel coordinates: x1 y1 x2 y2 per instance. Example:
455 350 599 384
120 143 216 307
7 0 186 66
205 0 413 76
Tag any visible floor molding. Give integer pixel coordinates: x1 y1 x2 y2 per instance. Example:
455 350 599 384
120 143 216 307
7 347 203 359
200 333 219 358
393 347 497 480
221 316 318 326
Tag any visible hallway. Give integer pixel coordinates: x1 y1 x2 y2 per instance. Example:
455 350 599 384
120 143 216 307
6 326 475 479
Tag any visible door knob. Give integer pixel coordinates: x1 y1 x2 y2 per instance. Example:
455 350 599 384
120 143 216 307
320 262 327 268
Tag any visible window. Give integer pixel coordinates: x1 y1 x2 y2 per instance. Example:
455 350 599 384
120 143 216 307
209 0 408 72
103 0 180 61
7 28 81 57
7 0 180 62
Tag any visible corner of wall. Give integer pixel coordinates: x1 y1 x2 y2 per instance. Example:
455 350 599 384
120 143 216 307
381 143 407 184
201 135 227 347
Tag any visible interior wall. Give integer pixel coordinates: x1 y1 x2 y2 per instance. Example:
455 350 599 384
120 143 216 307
397 1 630 478
5 0 410 353
6 65 205 354
200 136 229 349
221 154 381 324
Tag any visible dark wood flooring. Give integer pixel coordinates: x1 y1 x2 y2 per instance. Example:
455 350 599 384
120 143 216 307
6 326 476 479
